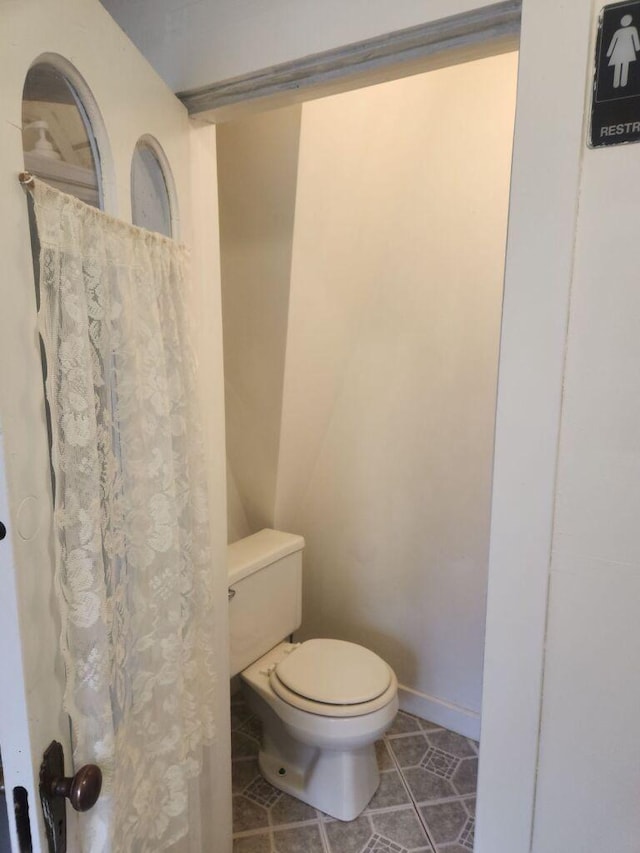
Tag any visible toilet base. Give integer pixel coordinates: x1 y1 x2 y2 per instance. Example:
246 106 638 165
258 727 380 822
241 645 398 821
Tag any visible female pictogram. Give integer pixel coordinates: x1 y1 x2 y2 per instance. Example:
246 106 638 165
607 14 640 88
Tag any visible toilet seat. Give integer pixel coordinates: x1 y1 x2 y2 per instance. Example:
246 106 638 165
269 639 397 718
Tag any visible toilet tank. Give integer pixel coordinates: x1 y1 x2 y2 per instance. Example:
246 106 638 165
228 528 304 677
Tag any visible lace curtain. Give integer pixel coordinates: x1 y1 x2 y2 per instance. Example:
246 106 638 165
32 180 217 852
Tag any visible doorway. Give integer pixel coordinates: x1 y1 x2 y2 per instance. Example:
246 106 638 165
218 47 518 852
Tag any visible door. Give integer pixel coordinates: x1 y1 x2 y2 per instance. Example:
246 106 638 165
0 2 230 850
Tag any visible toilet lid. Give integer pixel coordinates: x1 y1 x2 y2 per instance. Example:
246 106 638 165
270 665 398 718
275 639 391 705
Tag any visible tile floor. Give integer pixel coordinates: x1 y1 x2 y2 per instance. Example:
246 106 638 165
231 692 478 853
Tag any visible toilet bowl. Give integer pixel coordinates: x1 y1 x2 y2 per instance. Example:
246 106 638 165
228 529 399 821
241 640 399 821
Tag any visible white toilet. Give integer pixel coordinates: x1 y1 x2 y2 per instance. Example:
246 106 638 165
228 528 399 821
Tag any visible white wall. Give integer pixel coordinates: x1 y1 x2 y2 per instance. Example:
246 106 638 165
219 52 517 738
99 0 511 92
274 53 517 737
217 106 302 540
530 4 640 847
477 0 640 850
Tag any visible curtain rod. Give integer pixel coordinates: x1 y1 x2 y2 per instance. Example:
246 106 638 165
19 171 35 189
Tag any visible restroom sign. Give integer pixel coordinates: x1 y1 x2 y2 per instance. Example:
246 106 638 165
591 1 640 146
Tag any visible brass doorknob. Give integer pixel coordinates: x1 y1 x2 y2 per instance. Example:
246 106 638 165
50 763 102 812
40 741 103 850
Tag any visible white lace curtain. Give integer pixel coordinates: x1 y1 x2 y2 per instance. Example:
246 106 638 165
32 180 217 852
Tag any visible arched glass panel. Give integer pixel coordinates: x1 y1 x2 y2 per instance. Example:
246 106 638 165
131 140 173 237
22 63 102 208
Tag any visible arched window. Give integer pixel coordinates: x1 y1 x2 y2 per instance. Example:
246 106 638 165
130 137 175 237
22 62 102 208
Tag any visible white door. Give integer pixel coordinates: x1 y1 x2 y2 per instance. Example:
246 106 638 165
0 2 230 851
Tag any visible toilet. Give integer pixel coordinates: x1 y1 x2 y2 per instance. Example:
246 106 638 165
228 528 399 821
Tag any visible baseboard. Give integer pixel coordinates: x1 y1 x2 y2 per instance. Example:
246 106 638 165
398 684 481 741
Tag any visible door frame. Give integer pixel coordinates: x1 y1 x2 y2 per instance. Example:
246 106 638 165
182 0 589 850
